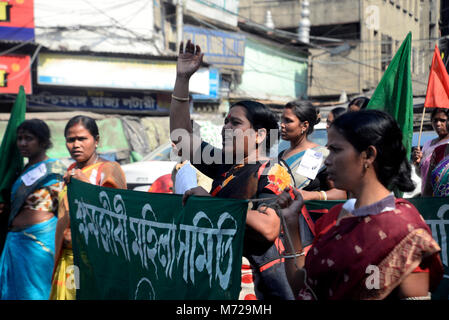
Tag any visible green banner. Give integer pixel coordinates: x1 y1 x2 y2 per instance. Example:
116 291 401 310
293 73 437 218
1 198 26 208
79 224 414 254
67 178 248 300
305 197 449 300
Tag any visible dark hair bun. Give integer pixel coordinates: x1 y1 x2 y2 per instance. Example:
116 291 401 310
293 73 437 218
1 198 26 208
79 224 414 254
332 110 414 192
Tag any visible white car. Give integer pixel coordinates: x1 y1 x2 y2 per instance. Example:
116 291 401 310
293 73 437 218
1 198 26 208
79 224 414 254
122 142 180 191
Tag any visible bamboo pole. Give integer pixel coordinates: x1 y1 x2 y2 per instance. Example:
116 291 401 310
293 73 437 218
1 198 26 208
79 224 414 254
417 108 426 149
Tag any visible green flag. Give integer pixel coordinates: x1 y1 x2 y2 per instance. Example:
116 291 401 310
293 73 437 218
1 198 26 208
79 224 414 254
0 86 25 203
366 32 414 160
68 178 248 300
0 86 25 252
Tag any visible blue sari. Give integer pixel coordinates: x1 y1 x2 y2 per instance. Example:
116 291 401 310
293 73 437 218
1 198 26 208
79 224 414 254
280 145 329 190
0 158 65 300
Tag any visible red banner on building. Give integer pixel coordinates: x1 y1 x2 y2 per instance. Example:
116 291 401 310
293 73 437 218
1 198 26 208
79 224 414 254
0 0 34 41
0 55 32 94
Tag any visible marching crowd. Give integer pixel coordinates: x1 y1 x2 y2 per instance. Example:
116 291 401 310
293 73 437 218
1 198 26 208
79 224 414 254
0 40 446 300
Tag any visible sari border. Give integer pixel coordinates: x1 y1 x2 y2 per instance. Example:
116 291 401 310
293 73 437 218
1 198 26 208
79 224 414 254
359 228 441 300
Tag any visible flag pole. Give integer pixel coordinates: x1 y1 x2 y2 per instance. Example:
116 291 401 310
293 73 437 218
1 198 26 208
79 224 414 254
417 107 425 149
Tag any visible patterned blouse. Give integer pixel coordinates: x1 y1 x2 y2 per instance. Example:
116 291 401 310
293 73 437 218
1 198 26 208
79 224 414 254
23 182 64 212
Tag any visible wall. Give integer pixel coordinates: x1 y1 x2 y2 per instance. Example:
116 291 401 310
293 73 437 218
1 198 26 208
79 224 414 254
185 0 240 28
34 0 164 55
235 36 308 101
238 0 301 29
310 0 361 26
308 0 427 98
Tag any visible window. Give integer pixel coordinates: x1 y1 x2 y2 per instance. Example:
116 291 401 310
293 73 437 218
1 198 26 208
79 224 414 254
381 34 392 71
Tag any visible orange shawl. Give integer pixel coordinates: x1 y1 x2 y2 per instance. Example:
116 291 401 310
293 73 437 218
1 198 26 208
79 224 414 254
52 161 127 274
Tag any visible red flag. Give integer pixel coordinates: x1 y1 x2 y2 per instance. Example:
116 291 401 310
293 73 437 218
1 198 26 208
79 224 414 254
424 45 449 108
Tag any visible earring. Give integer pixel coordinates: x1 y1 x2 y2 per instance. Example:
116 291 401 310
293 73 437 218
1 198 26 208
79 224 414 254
364 163 369 169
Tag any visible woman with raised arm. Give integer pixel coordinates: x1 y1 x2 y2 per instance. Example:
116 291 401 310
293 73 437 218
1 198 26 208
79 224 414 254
50 115 127 300
170 40 295 300
0 119 65 300
278 110 443 300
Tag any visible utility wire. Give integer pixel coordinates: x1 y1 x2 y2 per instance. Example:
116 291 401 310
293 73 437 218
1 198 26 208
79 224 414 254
4 44 42 84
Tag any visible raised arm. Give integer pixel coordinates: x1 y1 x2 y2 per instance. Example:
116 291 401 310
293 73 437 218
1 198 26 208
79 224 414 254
170 40 204 162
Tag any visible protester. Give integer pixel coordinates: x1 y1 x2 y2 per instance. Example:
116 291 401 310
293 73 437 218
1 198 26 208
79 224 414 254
50 115 127 300
347 96 370 112
412 108 449 194
326 107 346 130
0 119 65 300
279 100 347 201
423 143 449 196
170 40 295 300
278 110 443 300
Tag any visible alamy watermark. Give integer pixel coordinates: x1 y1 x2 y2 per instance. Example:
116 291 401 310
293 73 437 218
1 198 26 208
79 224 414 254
365 265 380 290
66 265 80 290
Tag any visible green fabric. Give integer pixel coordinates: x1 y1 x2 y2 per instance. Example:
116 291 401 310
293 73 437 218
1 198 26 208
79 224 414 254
0 86 26 254
366 32 414 161
130 151 143 162
68 178 248 300
305 197 449 300
0 86 25 203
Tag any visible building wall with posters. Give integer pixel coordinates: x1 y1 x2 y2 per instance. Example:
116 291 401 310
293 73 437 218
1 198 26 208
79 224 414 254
31 52 213 114
0 0 239 160
0 0 34 95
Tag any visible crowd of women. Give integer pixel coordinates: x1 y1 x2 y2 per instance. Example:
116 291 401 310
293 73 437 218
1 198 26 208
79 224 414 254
0 116 127 300
170 40 444 300
0 39 447 300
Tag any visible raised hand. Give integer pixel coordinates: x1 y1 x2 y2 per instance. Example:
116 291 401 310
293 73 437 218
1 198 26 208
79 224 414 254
412 147 422 166
177 40 204 79
182 186 211 206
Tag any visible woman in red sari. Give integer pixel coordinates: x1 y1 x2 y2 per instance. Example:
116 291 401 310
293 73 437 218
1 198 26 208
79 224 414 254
278 110 444 300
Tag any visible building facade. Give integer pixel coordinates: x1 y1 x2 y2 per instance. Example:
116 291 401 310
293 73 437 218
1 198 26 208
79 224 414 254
239 0 441 100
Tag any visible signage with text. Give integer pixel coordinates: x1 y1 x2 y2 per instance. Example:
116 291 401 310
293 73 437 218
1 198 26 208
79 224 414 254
183 25 245 70
0 0 34 41
0 55 31 94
